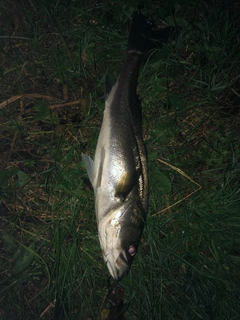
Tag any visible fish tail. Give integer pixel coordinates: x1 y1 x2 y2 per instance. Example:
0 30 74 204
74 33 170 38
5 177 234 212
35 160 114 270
127 11 173 54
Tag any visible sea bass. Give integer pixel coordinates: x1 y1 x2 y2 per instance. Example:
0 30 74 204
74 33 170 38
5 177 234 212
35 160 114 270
82 11 169 280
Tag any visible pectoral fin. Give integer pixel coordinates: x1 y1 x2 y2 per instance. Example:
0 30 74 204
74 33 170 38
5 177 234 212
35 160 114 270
104 76 115 100
96 147 105 188
82 153 95 186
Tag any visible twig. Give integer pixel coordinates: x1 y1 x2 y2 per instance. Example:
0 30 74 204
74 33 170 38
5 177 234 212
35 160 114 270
0 94 87 111
49 98 88 109
151 158 202 216
0 94 61 109
40 300 56 318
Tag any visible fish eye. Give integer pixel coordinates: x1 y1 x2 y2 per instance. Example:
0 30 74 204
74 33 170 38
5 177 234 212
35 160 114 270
128 245 136 256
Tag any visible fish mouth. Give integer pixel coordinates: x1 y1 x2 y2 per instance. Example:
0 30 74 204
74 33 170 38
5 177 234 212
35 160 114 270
105 250 130 281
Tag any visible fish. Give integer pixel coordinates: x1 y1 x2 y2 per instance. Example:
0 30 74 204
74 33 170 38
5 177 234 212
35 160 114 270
82 11 171 280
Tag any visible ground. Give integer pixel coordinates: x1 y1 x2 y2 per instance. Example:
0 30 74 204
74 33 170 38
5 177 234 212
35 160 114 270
0 0 240 319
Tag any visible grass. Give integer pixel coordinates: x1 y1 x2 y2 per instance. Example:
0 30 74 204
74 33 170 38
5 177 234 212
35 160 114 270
0 0 240 319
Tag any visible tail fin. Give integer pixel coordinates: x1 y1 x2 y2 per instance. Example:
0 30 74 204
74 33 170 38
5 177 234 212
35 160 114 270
127 11 173 54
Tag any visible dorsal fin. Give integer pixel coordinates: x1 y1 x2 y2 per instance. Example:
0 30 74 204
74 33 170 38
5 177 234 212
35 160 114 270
104 76 115 100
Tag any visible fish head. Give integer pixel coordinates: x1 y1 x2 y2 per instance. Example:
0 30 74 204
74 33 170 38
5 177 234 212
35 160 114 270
99 200 144 281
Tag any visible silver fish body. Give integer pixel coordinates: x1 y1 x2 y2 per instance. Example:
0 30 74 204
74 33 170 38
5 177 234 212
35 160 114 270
82 12 154 280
